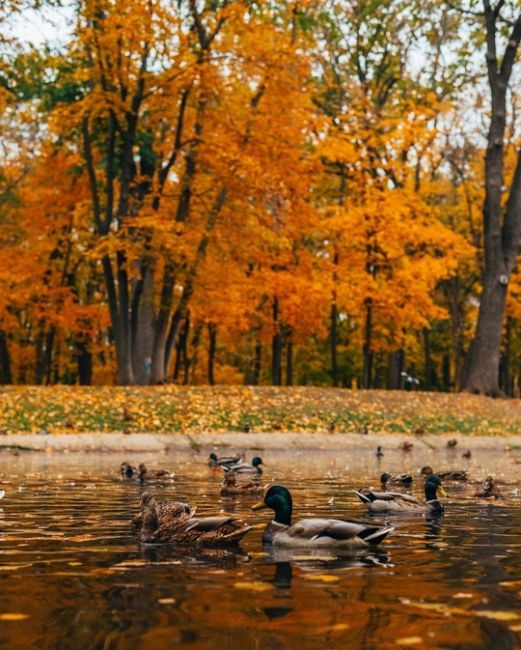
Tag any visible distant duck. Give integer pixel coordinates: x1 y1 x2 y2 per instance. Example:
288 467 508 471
401 441 414 452
462 450 472 459
134 492 251 545
421 465 467 481
356 475 447 515
208 453 242 468
447 439 458 449
474 476 502 499
252 485 394 548
376 446 384 458
120 462 137 479
223 456 264 476
138 463 174 483
380 472 413 487
220 472 263 496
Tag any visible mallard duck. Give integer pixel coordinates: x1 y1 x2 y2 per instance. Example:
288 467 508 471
421 465 467 481
208 452 242 468
134 492 251 546
138 463 174 483
474 476 502 499
251 485 394 548
120 461 137 479
223 456 264 475
355 475 447 515
380 472 413 487
220 472 263 496
376 446 384 458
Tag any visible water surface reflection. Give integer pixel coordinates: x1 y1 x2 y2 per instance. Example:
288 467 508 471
0 449 519 649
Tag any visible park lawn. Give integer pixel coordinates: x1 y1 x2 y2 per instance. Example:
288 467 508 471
0 385 520 436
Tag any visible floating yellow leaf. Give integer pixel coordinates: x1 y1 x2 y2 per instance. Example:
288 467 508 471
233 581 273 592
302 574 339 583
396 637 423 646
0 613 29 621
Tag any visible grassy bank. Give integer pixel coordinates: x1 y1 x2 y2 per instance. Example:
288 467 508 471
0 386 519 436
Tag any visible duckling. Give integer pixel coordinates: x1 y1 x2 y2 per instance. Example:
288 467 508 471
421 465 467 481
208 453 242 468
355 475 447 515
220 472 263 496
252 485 394 548
120 462 137 479
376 446 384 458
380 472 413 487
401 441 414 452
474 476 502 499
134 492 251 546
138 463 174 483
223 456 264 475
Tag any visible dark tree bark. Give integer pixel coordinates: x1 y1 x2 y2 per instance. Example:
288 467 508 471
330 301 339 387
423 329 433 390
286 336 293 386
463 3 521 395
253 341 262 386
271 297 283 386
207 323 217 385
362 298 373 389
76 341 93 386
0 332 12 384
387 349 404 389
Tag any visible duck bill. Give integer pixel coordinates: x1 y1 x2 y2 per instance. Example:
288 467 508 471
438 486 448 498
251 501 268 511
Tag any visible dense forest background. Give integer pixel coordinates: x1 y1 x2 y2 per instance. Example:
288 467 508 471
2 0 521 394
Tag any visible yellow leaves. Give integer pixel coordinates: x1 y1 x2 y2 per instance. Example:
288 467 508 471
302 573 339 583
0 613 30 621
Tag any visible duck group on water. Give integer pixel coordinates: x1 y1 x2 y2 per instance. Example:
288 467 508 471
119 443 507 552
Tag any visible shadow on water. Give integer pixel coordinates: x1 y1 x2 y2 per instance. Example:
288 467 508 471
0 449 520 649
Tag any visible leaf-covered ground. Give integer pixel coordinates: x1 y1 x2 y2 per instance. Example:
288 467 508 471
0 386 520 435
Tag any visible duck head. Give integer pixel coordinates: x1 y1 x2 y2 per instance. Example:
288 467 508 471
120 462 134 479
252 485 292 526
421 465 434 476
424 475 447 502
138 463 147 481
209 453 218 462
140 492 156 508
252 456 264 467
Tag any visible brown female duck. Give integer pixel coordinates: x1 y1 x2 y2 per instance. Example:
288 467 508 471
474 476 502 499
138 463 174 483
134 492 251 546
220 472 263 496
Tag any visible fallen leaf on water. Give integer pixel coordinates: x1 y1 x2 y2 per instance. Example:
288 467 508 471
69 534 94 542
0 613 29 621
233 581 273 592
453 593 475 599
396 637 423 646
158 598 176 605
302 574 339 583
316 623 349 633
475 610 520 621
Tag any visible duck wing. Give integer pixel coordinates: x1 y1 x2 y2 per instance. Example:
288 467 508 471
356 490 419 504
285 518 393 545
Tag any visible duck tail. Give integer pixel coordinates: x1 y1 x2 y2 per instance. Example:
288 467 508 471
354 490 371 504
223 524 252 543
361 525 395 545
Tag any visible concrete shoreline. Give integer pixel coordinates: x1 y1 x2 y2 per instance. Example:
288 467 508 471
0 431 519 453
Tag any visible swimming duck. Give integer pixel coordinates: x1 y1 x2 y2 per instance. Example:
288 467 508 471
223 456 264 475
138 463 174 483
251 485 394 548
220 472 263 496
401 442 414 452
355 475 447 515
120 462 137 479
421 466 467 481
208 453 242 468
462 450 472 459
474 476 502 499
380 472 413 487
447 438 458 448
134 492 251 545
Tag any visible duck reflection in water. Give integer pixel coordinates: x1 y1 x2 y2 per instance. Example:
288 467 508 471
138 543 249 568
424 515 443 550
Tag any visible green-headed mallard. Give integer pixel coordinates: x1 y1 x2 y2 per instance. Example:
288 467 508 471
421 465 467 481
120 461 137 479
251 485 394 548
138 463 174 483
474 476 502 499
220 472 263 496
208 453 242 468
355 475 447 515
134 492 251 546
380 472 413 487
223 456 264 476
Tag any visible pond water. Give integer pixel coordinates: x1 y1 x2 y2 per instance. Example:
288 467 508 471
0 446 520 649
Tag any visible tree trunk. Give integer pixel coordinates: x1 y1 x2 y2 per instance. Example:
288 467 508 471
330 301 339 387
362 299 373 389
0 332 12 384
387 349 404 389
423 328 432 390
286 339 293 386
463 4 521 395
76 341 92 386
207 323 216 385
253 341 262 386
271 297 283 385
